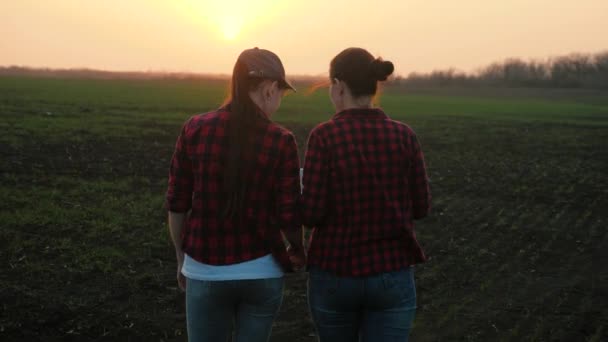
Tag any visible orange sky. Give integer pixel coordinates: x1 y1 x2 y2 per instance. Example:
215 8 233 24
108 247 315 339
1 0 607 76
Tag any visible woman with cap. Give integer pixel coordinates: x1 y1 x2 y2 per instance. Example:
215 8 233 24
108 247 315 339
165 47 305 342
300 47 431 341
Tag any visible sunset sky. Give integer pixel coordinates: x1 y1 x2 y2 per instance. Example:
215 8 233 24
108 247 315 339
1 0 607 76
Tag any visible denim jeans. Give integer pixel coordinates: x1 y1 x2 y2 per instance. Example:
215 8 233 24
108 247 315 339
186 277 284 342
308 267 416 342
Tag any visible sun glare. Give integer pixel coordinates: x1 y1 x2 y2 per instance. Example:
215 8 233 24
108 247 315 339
181 0 285 42
221 15 243 40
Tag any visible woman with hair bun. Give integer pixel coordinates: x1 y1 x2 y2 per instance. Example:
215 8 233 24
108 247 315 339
300 47 431 341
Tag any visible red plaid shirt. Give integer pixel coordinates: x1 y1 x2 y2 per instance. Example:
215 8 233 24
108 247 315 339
165 109 301 268
299 108 431 276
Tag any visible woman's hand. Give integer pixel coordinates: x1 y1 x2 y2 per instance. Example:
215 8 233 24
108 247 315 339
287 245 306 271
176 251 186 291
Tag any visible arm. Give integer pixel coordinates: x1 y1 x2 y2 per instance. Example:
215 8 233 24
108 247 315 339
299 129 329 226
165 120 193 214
164 121 193 290
168 212 186 259
276 133 304 251
409 133 431 219
168 211 187 291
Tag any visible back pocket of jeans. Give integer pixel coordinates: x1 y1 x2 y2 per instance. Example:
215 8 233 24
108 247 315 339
308 269 339 297
382 269 416 306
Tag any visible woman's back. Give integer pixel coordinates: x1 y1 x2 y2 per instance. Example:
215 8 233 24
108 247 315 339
167 108 301 265
300 107 430 276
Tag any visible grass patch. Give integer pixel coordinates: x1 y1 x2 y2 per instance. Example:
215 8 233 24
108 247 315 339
1 76 607 341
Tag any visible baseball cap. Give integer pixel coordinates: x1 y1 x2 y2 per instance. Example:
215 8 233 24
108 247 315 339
238 47 296 92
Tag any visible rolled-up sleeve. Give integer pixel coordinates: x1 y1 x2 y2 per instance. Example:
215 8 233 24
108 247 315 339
165 120 193 213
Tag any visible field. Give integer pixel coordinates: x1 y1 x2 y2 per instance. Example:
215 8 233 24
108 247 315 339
1 75 607 341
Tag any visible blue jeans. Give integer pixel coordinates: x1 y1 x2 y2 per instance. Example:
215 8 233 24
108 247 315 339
186 277 284 342
308 267 416 342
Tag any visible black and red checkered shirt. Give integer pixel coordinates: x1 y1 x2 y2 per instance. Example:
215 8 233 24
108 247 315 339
299 108 431 276
165 109 301 267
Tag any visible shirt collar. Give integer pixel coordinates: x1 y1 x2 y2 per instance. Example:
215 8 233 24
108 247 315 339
332 107 389 120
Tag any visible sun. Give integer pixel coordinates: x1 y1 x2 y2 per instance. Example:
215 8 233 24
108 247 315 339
221 15 243 41
180 0 287 42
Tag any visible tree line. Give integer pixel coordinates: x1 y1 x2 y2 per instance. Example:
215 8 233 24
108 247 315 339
396 51 608 89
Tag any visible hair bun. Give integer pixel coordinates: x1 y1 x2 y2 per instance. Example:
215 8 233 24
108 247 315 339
370 59 394 81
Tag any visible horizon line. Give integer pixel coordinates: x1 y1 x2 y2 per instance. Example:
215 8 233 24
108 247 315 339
2 48 607 81
0 65 330 81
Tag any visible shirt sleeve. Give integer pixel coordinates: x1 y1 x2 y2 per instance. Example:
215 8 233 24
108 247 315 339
409 133 431 219
164 120 193 213
274 132 302 231
299 128 329 226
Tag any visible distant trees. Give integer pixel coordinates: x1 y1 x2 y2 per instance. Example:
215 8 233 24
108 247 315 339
397 51 608 89
3 51 608 89
0 66 231 81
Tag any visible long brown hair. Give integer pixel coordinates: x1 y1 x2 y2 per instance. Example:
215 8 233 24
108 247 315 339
221 59 270 219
